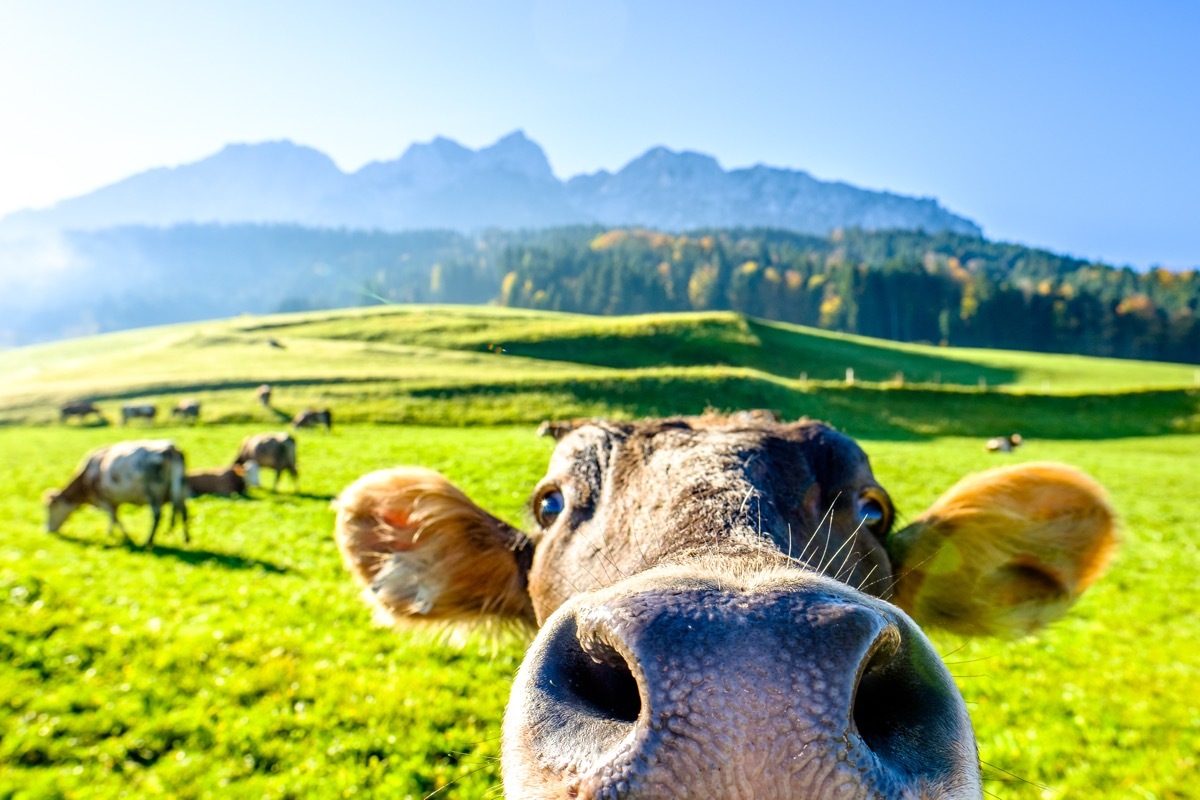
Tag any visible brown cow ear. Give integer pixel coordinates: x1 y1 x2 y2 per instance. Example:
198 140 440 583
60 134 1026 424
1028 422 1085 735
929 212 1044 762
886 462 1117 639
537 419 590 440
334 467 535 628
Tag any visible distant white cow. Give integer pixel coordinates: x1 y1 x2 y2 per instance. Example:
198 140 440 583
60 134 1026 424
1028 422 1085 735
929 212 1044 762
44 440 189 547
986 433 1024 453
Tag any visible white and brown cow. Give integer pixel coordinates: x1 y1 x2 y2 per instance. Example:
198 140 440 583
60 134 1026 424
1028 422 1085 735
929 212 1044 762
335 414 1116 800
121 403 157 425
986 433 1024 453
233 432 297 491
171 399 201 421
45 439 189 547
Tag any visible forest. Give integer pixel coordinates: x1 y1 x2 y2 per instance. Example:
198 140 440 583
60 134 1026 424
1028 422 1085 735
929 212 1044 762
9 224 1198 364
467 227 1200 364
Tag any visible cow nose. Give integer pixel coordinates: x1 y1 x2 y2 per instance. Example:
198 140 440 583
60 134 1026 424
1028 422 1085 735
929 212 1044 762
504 579 979 799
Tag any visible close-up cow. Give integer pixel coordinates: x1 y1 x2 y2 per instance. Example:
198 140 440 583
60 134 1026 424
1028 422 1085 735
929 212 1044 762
335 413 1116 800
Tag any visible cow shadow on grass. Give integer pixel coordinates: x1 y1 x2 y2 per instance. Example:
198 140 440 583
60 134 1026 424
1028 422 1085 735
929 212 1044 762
51 532 290 573
254 490 337 503
142 544 291 573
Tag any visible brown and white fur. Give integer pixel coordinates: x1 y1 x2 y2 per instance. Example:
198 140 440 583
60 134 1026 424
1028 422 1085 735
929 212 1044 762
45 439 189 547
333 413 1116 800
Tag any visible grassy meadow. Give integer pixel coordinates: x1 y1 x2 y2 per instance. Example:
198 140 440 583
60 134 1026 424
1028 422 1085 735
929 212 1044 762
1 305 1197 798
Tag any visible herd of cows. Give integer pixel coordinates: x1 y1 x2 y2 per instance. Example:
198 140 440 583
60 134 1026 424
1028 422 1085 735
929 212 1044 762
39 395 1115 797
45 385 325 547
58 385 333 431
43 431 298 547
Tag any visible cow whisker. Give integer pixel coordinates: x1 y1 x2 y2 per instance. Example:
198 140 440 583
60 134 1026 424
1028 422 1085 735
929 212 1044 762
816 521 856 578
980 758 1053 793
832 522 868 583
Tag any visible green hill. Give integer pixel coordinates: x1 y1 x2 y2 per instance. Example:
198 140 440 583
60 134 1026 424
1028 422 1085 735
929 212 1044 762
2 305 1198 438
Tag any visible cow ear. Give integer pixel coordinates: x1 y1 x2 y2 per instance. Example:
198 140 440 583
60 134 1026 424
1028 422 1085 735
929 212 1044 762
537 419 589 440
334 468 535 629
886 462 1117 639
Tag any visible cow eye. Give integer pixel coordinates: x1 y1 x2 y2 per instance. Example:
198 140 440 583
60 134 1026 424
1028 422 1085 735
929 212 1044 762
858 490 892 537
535 488 566 528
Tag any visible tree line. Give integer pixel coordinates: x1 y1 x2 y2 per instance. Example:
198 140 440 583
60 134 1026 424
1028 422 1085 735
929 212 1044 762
467 227 1200 364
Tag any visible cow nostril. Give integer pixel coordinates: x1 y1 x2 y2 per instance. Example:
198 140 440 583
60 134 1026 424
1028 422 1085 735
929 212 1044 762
563 636 642 724
852 624 962 774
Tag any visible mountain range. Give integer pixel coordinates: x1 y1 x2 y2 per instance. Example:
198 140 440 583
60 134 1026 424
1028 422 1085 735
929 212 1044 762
0 131 981 237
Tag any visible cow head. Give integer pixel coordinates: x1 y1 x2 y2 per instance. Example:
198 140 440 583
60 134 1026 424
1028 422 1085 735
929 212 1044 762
334 415 1116 799
43 488 74 533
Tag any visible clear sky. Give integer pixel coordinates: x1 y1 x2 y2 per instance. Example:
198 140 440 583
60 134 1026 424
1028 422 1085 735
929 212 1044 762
0 0 1196 268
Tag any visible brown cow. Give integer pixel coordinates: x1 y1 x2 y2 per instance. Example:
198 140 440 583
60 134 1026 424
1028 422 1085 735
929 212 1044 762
292 408 332 431
986 433 1023 453
256 384 272 407
335 413 1116 799
45 439 189 547
233 433 297 491
185 462 257 497
60 401 106 424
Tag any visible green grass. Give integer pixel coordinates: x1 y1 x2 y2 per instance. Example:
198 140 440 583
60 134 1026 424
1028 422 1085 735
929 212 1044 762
1 305 1197 797
0 425 1196 798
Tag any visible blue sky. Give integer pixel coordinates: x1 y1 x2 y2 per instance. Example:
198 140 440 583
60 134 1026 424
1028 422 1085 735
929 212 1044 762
0 0 1196 268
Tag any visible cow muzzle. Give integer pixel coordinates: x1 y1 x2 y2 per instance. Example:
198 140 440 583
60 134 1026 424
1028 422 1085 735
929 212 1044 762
503 569 982 799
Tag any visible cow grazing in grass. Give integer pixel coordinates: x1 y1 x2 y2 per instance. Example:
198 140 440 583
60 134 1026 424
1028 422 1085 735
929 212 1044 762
335 413 1117 800
256 384 272 407
292 408 332 431
233 433 297 491
186 462 257 497
986 433 1023 453
121 404 157 425
60 401 105 424
171 399 201 421
45 439 189 547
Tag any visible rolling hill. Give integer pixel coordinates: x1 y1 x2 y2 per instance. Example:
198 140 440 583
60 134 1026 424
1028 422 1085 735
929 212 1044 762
2 305 1197 439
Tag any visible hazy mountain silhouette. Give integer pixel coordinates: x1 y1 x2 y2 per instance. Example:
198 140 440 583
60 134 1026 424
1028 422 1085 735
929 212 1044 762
1 131 980 236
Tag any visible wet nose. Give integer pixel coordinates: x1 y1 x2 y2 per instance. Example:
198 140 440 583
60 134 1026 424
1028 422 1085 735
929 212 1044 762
504 578 979 799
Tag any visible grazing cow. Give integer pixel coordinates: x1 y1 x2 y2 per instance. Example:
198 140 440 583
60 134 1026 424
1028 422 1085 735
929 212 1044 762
171 399 201 421
256 384 272 407
185 462 257 497
335 413 1117 799
292 408 333 431
233 433 297 491
45 439 189 547
986 433 1024 453
60 401 105 424
121 404 157 425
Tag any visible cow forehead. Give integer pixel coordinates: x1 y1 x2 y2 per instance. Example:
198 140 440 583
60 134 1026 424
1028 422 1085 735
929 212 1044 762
545 418 871 490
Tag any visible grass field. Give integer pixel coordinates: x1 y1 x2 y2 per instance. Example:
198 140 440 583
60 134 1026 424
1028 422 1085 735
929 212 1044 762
1 306 1198 798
